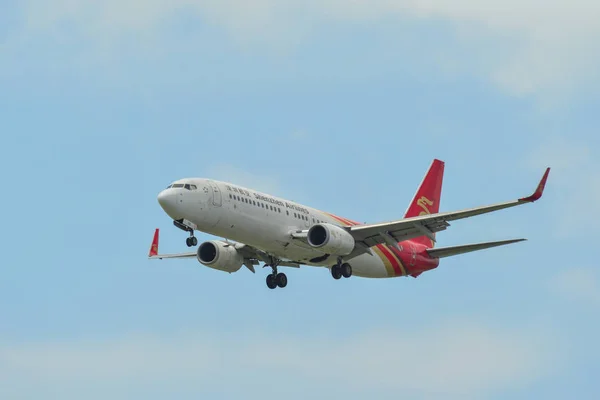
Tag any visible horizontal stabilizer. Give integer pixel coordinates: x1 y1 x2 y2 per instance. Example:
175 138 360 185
426 239 526 259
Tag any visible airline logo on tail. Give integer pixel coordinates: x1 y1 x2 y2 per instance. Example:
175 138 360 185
417 196 434 215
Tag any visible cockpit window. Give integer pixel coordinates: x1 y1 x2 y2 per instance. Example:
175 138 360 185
190 185 197 190
172 183 184 188
184 184 190 190
166 184 172 189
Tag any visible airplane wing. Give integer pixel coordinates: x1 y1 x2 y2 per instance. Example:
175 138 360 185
148 229 301 271
148 229 196 259
347 168 550 252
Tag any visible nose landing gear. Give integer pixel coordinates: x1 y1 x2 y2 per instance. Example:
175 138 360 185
173 219 198 247
185 236 198 247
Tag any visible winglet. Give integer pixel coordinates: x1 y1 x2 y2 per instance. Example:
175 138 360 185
520 168 550 202
149 229 159 257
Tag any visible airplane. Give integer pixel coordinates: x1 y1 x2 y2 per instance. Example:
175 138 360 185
149 159 550 289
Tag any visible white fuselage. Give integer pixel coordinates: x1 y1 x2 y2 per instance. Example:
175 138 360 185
157 178 393 278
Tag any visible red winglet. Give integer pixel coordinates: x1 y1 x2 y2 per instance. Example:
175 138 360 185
149 229 159 257
520 168 550 202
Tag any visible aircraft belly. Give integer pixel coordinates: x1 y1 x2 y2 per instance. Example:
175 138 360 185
348 251 391 278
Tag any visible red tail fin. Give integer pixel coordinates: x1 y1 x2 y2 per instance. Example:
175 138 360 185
404 159 445 248
149 229 159 257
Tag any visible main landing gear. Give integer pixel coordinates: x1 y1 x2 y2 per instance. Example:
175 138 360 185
266 271 287 289
265 258 287 289
331 259 352 280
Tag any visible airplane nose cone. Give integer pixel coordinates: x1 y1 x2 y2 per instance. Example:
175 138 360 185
157 190 180 218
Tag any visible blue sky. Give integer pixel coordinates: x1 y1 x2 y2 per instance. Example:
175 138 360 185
1 1 599 399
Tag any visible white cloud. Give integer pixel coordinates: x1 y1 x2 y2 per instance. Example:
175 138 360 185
7 0 600 97
548 268 600 306
0 321 560 398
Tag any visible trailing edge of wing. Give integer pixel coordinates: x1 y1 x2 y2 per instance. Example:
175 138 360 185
426 239 526 259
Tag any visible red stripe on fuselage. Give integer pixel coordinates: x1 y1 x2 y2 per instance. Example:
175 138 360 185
386 244 408 276
325 213 360 227
376 244 403 276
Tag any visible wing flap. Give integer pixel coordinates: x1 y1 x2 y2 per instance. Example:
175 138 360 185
426 239 526 259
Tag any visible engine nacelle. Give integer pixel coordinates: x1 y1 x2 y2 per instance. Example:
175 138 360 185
307 223 355 256
196 240 244 273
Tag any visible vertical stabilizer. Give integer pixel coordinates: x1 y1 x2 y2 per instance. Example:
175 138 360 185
404 159 445 247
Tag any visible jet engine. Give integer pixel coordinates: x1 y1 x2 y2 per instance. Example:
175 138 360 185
197 240 244 273
307 223 355 256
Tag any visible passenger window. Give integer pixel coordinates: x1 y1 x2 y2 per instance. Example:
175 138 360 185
294 213 297 218
253 201 256 206
229 194 232 199
286 211 289 215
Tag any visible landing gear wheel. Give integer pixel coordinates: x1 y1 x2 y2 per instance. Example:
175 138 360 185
341 263 352 278
186 237 192 247
331 265 342 280
276 273 287 288
266 274 277 289
190 236 198 246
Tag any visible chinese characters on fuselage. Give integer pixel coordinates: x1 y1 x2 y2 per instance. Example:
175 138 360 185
225 185 309 214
